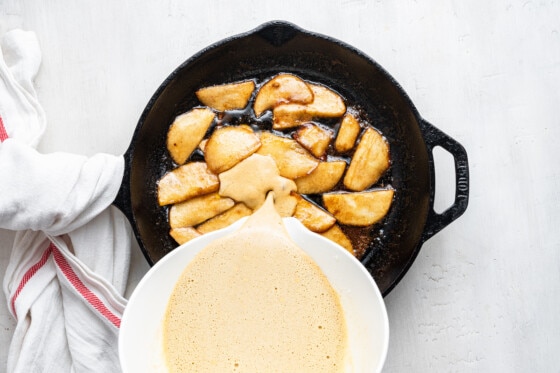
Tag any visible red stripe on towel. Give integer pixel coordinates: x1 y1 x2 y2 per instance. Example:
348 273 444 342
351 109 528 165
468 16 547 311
10 242 121 328
51 243 121 328
10 244 53 316
0 115 8 141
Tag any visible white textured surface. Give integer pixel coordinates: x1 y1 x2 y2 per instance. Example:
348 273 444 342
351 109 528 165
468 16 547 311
1 1 559 371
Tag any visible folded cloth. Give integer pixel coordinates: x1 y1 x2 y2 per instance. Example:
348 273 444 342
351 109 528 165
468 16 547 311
1 29 131 372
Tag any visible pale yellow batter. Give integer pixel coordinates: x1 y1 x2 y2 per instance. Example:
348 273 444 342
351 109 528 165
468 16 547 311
218 153 297 217
162 193 348 372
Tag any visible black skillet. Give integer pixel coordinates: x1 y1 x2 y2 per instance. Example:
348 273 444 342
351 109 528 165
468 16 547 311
113 21 469 296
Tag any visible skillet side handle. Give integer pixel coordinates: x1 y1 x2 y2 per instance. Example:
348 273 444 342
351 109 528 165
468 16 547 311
254 20 301 46
112 148 135 224
420 120 469 241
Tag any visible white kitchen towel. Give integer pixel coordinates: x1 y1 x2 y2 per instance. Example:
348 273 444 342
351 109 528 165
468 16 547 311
1 29 131 372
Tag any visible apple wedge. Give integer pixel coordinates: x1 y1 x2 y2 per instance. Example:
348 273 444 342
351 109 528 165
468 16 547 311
305 84 346 117
272 83 346 130
204 125 261 174
198 139 208 153
253 73 314 117
168 192 235 228
293 194 336 233
256 132 318 179
320 224 354 256
157 162 220 206
169 227 201 245
166 108 215 165
271 104 313 130
294 160 346 194
195 80 255 111
293 123 333 158
343 127 390 191
334 113 361 153
196 203 253 234
323 189 394 226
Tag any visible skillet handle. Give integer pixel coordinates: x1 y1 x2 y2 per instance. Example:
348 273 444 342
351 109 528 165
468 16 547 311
254 20 301 46
420 120 469 241
112 147 135 224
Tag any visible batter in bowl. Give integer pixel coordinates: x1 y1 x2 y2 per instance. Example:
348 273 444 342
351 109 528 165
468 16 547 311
162 191 349 372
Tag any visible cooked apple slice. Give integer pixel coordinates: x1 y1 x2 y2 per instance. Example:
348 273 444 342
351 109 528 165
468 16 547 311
274 193 297 217
323 189 394 226
253 73 314 117
195 80 255 111
343 127 390 191
334 113 361 153
169 227 201 245
304 84 346 117
294 160 346 194
196 203 253 234
320 224 354 256
166 108 215 165
293 194 336 233
256 132 318 179
204 125 261 174
293 123 333 158
169 192 235 228
271 104 313 130
198 139 207 153
157 162 220 206
272 84 346 130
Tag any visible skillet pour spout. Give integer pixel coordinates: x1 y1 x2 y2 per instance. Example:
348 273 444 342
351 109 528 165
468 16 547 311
113 20 469 296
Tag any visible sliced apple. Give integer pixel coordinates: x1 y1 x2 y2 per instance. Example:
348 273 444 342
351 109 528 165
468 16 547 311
196 203 253 234
274 193 297 217
293 194 336 233
334 113 361 153
253 73 314 117
293 123 333 158
272 84 346 130
169 227 201 245
166 108 215 165
323 189 394 226
256 132 318 179
204 125 261 174
271 104 312 130
195 80 255 111
320 224 354 256
157 162 220 206
343 127 390 191
168 192 235 228
294 160 346 194
198 139 208 153
304 84 346 117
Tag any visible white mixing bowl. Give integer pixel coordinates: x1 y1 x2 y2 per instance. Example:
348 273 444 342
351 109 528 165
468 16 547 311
119 217 389 372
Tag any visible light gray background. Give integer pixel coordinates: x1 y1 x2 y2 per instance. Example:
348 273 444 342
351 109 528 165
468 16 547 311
1 1 559 371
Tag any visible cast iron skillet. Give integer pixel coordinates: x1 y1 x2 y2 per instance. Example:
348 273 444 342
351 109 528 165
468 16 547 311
113 21 469 296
